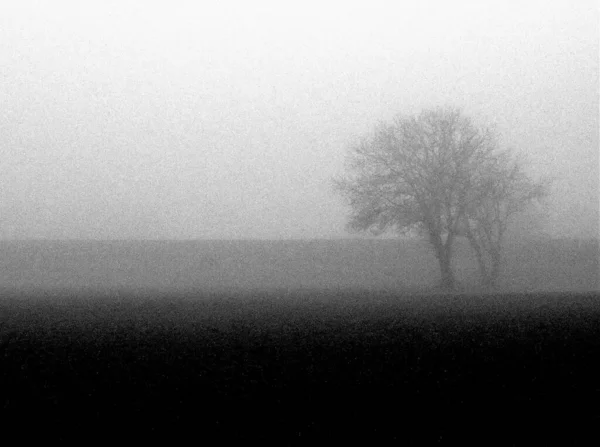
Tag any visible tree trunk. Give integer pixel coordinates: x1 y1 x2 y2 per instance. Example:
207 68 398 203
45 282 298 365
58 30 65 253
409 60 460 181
466 233 483 277
488 249 502 289
466 233 493 290
438 254 456 291
429 229 457 291
436 244 456 291
466 236 502 291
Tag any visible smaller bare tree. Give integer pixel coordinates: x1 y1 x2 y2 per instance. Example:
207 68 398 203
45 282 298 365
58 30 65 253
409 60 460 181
460 151 551 290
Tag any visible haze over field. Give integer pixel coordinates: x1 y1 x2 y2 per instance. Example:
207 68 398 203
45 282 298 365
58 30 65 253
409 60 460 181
0 239 597 293
0 1 598 241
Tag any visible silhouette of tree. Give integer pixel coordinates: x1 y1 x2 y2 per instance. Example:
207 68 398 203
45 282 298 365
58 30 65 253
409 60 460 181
333 106 550 291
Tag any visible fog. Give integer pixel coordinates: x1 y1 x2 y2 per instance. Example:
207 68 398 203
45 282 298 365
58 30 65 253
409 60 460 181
0 1 597 241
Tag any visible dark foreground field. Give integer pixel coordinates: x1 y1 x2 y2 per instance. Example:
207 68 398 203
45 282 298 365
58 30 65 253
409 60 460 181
1 288 599 444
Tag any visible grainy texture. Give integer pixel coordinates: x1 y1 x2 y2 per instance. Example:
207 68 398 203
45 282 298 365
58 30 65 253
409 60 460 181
2 289 599 444
0 239 597 292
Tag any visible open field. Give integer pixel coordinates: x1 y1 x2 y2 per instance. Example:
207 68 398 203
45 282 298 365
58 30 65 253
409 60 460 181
0 238 597 293
1 239 598 443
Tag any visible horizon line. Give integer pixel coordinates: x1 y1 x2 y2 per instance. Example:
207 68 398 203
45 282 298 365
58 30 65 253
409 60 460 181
0 235 595 242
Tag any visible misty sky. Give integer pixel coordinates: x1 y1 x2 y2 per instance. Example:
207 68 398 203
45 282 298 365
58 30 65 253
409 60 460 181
0 1 598 240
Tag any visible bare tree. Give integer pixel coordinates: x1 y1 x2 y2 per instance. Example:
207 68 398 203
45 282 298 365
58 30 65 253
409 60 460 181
459 151 551 290
333 107 499 291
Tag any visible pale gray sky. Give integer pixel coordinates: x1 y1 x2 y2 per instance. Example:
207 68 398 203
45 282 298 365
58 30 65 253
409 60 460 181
0 0 597 240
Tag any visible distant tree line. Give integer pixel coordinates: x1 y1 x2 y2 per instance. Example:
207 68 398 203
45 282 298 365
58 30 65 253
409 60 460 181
333 107 551 291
